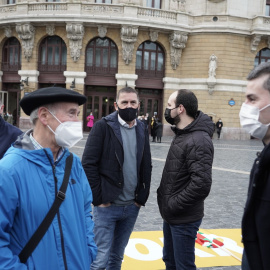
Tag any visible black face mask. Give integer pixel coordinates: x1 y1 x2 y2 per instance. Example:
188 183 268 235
164 107 180 126
118 107 138 122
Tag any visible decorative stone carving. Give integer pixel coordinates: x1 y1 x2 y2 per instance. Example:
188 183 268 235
149 30 158 42
250 35 261 53
208 54 218 78
16 23 35 62
207 54 218 95
172 0 186 12
66 23 84 62
169 31 188 70
98 25 107 38
4 26 12 38
46 25 55 36
120 26 138 65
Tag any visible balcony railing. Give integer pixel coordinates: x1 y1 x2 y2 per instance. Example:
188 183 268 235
136 68 164 78
1 62 21 71
0 2 269 36
85 66 117 75
38 63 66 72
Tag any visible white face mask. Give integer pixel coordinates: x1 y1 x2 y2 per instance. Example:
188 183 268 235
47 111 83 148
239 103 270 140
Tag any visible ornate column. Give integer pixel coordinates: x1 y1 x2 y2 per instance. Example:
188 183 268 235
66 23 85 62
120 25 138 65
115 74 138 90
16 23 35 62
169 31 188 70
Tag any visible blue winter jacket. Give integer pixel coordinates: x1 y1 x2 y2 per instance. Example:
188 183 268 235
0 131 97 270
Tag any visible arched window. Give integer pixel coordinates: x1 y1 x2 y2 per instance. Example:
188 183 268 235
146 0 161 8
85 38 118 75
39 36 67 72
136 41 165 78
254 48 270 67
2 37 21 71
95 0 112 3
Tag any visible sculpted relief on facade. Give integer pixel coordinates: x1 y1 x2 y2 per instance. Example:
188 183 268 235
16 23 35 62
120 25 138 65
66 23 84 62
169 31 188 70
207 54 218 95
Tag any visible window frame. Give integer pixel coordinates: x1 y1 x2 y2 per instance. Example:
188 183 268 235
136 41 165 78
85 37 118 75
38 36 67 72
2 37 21 72
146 0 161 9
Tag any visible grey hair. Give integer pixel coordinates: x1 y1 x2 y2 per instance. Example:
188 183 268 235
30 103 56 126
247 62 270 92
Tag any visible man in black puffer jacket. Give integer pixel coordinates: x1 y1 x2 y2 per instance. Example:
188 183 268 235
157 89 214 270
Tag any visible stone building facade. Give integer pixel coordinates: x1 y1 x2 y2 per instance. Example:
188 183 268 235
0 0 270 138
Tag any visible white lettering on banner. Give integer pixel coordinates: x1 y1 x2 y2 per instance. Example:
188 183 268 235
206 234 243 255
125 239 162 261
195 248 215 258
125 236 243 261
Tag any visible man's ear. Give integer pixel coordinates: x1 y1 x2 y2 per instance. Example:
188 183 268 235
38 107 50 126
114 102 118 111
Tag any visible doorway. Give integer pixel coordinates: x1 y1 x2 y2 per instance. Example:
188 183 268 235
84 86 116 131
1 83 21 126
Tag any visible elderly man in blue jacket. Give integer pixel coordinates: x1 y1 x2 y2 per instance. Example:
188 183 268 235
0 87 97 270
82 87 152 270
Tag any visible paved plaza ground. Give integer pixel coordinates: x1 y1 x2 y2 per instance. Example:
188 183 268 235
72 133 264 270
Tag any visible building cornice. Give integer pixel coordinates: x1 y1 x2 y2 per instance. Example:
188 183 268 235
0 3 270 37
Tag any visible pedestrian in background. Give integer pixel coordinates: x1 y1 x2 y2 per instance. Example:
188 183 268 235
0 87 97 269
82 87 152 270
155 118 163 143
6 111 13 125
239 62 270 270
151 115 157 142
86 111 94 132
216 118 223 139
157 89 214 270
0 97 22 159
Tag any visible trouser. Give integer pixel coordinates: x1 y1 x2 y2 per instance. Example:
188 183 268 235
91 203 140 270
163 219 202 270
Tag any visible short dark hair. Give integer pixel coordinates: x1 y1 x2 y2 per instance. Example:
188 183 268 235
116 87 139 102
175 89 198 118
247 62 270 92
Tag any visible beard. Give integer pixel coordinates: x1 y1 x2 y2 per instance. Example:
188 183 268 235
174 114 181 125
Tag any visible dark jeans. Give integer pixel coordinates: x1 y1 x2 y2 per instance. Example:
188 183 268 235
163 219 202 270
91 204 140 270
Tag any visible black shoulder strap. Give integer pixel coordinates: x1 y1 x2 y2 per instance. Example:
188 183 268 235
19 153 73 263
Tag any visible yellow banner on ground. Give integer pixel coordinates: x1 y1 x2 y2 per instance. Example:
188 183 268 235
122 229 243 270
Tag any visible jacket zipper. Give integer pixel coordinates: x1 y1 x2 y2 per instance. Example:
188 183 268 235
52 164 68 270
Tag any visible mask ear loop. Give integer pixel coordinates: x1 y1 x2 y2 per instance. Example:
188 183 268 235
259 104 270 112
46 109 62 135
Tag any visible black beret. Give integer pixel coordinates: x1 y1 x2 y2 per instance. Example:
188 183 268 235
20 87 87 116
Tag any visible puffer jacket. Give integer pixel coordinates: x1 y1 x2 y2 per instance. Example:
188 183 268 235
82 111 152 206
157 111 214 224
0 131 97 270
242 143 270 270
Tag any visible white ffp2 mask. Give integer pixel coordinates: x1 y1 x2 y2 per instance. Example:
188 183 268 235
239 103 270 140
47 111 83 148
